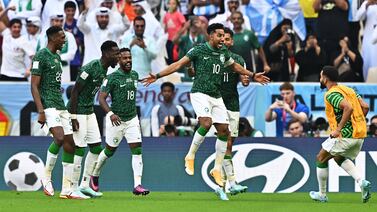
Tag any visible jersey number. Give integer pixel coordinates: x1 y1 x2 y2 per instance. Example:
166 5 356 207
127 90 135 100
223 73 229 82
212 64 220 74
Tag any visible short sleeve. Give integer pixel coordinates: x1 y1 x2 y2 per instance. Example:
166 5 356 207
31 54 44 76
223 49 234 67
326 92 344 108
185 46 198 61
100 78 112 94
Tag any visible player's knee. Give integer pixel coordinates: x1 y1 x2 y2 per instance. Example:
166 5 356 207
89 145 103 155
104 148 115 158
54 135 64 144
199 118 212 130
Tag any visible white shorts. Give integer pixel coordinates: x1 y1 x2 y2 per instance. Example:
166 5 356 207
190 92 229 124
322 137 364 160
44 108 73 135
105 115 142 147
73 113 101 147
227 110 240 137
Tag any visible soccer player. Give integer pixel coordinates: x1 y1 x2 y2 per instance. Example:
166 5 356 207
310 66 371 203
91 48 150 195
67 40 120 197
31 26 86 199
218 27 250 199
142 23 269 189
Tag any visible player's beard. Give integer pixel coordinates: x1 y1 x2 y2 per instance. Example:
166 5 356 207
320 80 326 90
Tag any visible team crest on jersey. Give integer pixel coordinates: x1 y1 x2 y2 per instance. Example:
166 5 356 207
54 59 59 63
134 80 138 88
243 35 249 42
220 54 225 63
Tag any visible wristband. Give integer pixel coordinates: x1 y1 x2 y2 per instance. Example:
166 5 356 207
108 111 114 116
70 114 77 119
156 73 161 79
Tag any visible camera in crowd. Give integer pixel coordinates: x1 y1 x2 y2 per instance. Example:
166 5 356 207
163 114 198 136
173 115 198 127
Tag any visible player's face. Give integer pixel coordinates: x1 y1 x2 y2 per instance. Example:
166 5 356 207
288 122 303 137
319 71 327 89
10 23 22 38
97 15 109 29
162 86 174 103
119 51 132 71
55 31 66 51
280 89 294 104
134 20 145 37
210 29 225 49
231 13 243 28
51 19 64 28
108 46 120 68
223 33 233 48
64 8 75 19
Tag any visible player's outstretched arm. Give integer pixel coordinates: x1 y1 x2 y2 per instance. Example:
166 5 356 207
31 75 46 126
141 56 191 86
230 62 270 85
98 91 121 126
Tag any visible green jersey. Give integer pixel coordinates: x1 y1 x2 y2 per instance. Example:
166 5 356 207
326 92 362 138
186 42 234 98
221 52 245 112
31 48 65 110
67 60 107 114
101 69 139 122
231 30 260 70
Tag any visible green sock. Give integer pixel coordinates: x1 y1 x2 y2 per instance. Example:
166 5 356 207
75 147 85 157
48 141 60 154
62 150 74 163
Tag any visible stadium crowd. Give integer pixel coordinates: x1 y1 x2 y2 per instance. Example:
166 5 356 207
1 0 377 137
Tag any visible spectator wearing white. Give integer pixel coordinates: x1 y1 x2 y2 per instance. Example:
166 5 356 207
6 0 42 34
41 0 79 32
86 0 130 34
36 13 78 83
121 16 158 79
0 8 34 81
192 0 220 20
23 16 40 71
78 7 126 66
209 0 251 31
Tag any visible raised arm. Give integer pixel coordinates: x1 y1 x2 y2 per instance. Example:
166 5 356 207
230 62 270 84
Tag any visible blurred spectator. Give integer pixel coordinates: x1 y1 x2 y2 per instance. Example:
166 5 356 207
151 82 185 137
63 1 84 81
86 0 130 35
313 0 349 64
0 15 34 81
355 0 377 81
117 0 136 21
162 0 185 65
238 117 264 137
310 117 330 137
369 115 377 137
121 16 157 79
263 19 296 82
230 11 269 72
7 0 42 35
330 35 363 82
299 0 318 35
192 0 220 20
347 0 363 49
78 7 125 66
41 0 79 32
172 16 206 81
36 13 77 83
287 118 306 137
265 82 310 137
296 34 326 82
209 0 251 31
23 16 40 71
162 0 191 18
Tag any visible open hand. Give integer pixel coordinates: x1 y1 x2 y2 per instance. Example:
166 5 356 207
253 71 270 85
141 73 157 87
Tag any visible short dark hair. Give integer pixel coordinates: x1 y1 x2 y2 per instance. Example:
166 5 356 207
161 82 175 91
9 18 22 27
231 11 243 19
100 40 118 53
46 26 63 40
279 82 294 91
224 27 233 38
370 115 377 123
64 1 76 10
134 16 145 25
322 66 338 82
287 118 301 129
207 23 224 35
119 47 131 54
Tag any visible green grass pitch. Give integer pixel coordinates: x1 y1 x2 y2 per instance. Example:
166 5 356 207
0 191 375 212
